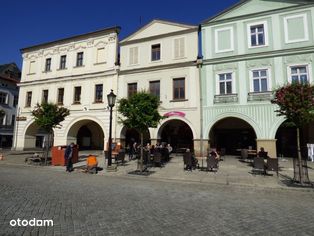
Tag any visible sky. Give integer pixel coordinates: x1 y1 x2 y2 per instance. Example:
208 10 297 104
0 0 239 69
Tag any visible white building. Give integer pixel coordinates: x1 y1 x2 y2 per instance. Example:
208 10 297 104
117 20 202 154
15 26 120 150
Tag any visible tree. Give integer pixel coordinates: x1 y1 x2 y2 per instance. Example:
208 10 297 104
271 82 314 184
32 103 70 164
117 91 164 172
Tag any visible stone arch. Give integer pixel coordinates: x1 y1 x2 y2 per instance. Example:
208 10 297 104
208 116 258 155
206 112 261 139
23 120 49 149
157 117 195 152
65 116 106 150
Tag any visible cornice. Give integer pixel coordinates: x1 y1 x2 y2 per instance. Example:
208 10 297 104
18 70 118 87
119 61 197 75
120 28 198 46
202 46 314 65
202 4 314 27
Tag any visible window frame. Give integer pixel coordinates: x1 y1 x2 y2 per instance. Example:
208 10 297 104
287 64 311 84
151 43 161 62
127 83 137 98
129 46 139 65
94 84 103 103
45 58 51 72
57 88 64 105
59 55 67 70
250 68 271 93
73 86 82 104
149 80 160 100
216 72 235 95
173 78 186 100
76 52 84 67
25 91 32 107
42 90 49 103
173 37 186 59
247 21 268 48
0 92 8 105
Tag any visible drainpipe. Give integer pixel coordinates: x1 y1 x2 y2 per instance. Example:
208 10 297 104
197 25 204 160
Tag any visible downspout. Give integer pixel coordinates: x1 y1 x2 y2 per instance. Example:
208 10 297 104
197 25 204 160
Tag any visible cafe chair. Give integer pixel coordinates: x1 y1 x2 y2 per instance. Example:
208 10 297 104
252 156 266 175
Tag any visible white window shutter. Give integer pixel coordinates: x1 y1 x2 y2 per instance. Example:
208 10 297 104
180 38 185 58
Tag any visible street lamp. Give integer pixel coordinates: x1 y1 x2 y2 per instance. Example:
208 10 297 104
107 89 116 167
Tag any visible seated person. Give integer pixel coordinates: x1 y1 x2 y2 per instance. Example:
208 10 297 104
209 148 220 160
258 147 268 159
86 154 98 174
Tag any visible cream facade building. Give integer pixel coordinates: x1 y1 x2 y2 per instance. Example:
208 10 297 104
117 20 202 154
15 27 120 150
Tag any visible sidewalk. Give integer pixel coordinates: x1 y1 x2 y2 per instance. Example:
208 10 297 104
1 149 313 190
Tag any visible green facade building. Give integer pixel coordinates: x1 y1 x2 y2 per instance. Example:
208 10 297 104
201 0 314 158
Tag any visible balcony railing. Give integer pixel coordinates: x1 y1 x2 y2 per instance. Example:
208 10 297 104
247 91 273 102
214 94 238 104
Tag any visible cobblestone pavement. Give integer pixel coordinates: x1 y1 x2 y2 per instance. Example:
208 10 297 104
0 165 314 236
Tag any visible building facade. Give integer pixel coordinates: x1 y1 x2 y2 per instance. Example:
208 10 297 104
0 63 20 148
201 0 314 158
15 27 120 150
118 20 202 154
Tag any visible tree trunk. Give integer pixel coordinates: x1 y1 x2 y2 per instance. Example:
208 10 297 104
296 127 304 184
140 132 144 172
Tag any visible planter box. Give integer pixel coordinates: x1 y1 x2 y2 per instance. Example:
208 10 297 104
51 145 79 166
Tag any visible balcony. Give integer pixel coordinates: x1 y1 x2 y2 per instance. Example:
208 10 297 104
214 94 238 104
247 91 273 102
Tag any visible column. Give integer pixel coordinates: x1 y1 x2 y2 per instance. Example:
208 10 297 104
256 139 277 158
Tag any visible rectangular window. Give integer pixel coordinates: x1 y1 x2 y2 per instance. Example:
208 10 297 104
57 88 64 105
173 78 185 100
219 73 233 95
129 47 138 65
0 92 8 104
45 58 51 71
60 55 66 69
29 61 36 74
174 38 185 59
290 66 309 84
151 44 161 61
252 69 268 92
74 86 81 104
96 48 105 63
76 52 84 67
13 95 18 107
250 24 265 46
149 81 160 99
95 84 103 103
42 90 48 103
26 91 32 107
127 83 137 98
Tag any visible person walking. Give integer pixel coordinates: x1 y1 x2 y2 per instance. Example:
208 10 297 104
64 143 74 172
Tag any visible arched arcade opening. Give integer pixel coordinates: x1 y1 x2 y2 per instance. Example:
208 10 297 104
120 127 150 148
275 120 314 158
67 120 104 150
24 122 49 150
209 117 257 155
158 119 194 152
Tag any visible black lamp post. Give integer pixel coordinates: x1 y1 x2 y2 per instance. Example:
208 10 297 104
107 89 116 167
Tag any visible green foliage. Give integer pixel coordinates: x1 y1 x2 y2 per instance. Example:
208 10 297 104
32 103 70 132
117 91 164 132
271 82 314 127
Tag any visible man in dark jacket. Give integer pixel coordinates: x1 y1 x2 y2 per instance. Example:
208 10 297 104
64 143 74 172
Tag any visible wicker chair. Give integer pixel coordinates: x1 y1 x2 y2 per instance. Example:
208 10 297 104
153 152 162 167
183 152 193 171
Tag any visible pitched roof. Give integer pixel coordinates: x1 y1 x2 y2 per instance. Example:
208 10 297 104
0 63 21 81
121 19 197 43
